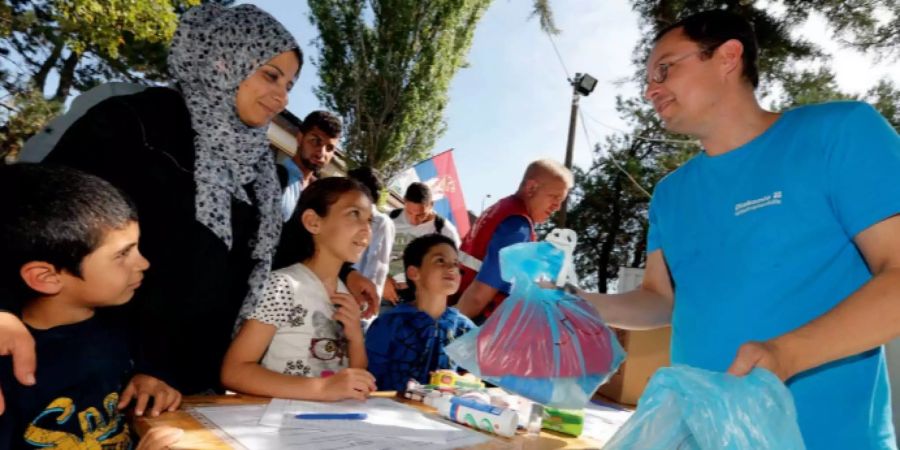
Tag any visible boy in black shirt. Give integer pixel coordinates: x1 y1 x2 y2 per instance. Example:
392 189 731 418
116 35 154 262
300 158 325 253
0 164 182 449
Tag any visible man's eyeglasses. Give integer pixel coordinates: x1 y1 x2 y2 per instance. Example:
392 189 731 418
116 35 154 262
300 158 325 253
648 50 707 85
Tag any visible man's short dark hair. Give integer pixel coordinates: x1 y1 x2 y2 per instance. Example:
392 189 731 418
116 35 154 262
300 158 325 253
400 233 457 301
404 182 432 205
655 10 760 88
299 110 342 138
0 164 138 306
347 167 384 200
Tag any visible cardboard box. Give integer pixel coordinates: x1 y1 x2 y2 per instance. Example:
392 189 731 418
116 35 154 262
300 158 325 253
596 326 671 406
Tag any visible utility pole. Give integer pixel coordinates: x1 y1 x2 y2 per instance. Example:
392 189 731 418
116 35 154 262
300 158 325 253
558 72 596 227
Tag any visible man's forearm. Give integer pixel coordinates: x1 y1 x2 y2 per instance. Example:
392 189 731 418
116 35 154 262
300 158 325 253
771 268 900 379
456 293 490 319
581 288 673 330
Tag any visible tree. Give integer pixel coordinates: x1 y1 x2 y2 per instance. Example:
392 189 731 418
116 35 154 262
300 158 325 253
1 0 205 160
309 0 559 176
308 0 492 176
568 97 696 291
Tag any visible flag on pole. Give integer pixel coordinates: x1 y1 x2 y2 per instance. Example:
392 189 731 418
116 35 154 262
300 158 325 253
389 149 470 237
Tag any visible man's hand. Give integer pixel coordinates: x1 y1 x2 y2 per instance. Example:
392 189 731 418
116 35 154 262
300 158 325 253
346 271 379 318
119 374 182 417
135 426 184 450
727 340 795 381
382 278 400 305
0 312 36 415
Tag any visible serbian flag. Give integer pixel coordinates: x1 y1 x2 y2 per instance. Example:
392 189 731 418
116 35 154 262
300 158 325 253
390 149 470 236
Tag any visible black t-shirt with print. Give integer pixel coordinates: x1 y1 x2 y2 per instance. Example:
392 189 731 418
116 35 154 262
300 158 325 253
0 312 133 449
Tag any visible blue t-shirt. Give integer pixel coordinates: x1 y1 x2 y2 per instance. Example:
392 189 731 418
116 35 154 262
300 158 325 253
647 101 900 449
365 304 475 392
280 158 304 221
476 216 532 294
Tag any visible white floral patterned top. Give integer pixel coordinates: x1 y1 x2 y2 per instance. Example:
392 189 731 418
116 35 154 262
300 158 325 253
246 263 349 377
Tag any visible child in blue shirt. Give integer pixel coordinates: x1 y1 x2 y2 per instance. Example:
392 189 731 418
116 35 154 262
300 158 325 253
366 234 475 392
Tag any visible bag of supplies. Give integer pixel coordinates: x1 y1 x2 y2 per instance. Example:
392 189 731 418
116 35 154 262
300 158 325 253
604 366 806 450
447 237 624 409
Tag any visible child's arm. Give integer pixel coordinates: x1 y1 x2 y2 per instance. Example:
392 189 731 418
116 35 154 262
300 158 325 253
221 320 376 401
331 293 367 370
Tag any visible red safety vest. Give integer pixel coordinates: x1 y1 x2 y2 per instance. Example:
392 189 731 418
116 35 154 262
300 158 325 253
451 195 536 317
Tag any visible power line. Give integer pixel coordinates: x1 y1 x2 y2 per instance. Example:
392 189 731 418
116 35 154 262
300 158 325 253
578 109 652 199
579 107 698 146
546 32 571 80
543 31 654 198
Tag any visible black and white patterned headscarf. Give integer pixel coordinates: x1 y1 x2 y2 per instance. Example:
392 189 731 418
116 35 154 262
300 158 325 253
168 3 299 315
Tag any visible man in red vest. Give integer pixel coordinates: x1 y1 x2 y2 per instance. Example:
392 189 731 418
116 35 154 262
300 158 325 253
455 159 573 322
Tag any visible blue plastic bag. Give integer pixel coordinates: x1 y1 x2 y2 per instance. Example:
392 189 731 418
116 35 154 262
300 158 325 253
604 366 805 450
446 241 624 409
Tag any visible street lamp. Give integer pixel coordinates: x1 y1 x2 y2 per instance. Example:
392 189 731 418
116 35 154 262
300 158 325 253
558 72 596 227
480 194 492 215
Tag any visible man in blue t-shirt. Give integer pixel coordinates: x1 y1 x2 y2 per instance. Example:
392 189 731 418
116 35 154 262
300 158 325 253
578 10 900 449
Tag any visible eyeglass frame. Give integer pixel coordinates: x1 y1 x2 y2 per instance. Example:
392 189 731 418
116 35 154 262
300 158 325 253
648 46 718 85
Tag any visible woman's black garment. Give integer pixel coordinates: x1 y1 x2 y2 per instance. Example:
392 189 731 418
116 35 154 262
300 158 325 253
42 87 261 395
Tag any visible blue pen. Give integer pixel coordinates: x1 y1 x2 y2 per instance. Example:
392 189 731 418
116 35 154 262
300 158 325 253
295 413 367 420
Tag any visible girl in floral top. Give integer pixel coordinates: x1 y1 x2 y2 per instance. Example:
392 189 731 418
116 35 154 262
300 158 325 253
222 177 377 401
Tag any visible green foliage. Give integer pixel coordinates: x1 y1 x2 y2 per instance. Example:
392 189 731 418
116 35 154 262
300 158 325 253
865 79 900 129
0 89 62 161
530 0 559 35
54 0 193 59
308 0 491 177
0 0 211 161
568 97 697 291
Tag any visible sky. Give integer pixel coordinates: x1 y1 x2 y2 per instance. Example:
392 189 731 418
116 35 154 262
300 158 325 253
242 0 900 214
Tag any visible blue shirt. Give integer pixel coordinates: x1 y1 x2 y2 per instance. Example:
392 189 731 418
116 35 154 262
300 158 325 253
365 304 475 392
280 158 304 221
648 101 900 449
353 206 395 297
476 216 532 295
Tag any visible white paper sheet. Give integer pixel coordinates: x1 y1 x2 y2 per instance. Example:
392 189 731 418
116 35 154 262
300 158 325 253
189 402 491 450
581 401 634 444
259 397 468 442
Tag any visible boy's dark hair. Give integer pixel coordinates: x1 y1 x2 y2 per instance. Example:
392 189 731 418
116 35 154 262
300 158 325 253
347 167 384 200
655 9 760 88
400 233 457 302
292 176 372 262
0 164 137 307
403 182 432 205
299 110 342 138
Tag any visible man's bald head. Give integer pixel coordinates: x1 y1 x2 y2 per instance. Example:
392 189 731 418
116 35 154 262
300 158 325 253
517 159 573 224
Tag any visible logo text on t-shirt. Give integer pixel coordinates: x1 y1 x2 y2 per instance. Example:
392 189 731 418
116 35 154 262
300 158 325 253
735 191 783 216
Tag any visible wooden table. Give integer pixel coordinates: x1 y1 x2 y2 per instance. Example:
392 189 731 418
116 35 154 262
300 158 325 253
133 392 608 449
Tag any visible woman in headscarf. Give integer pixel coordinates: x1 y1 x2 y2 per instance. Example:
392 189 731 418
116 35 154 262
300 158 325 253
0 3 304 408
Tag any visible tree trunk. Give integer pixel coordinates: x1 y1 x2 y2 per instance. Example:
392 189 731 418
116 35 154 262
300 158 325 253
33 41 63 92
631 224 647 268
596 172 626 293
52 51 79 102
